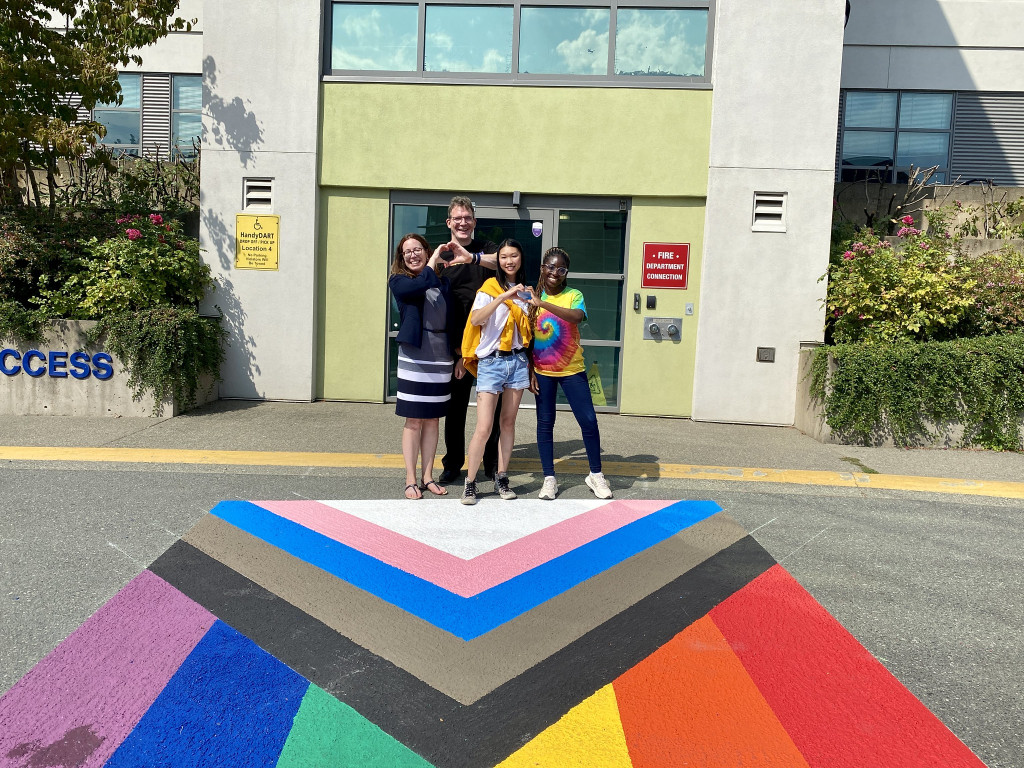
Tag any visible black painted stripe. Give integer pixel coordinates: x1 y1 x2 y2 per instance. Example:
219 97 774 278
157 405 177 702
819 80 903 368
149 536 775 768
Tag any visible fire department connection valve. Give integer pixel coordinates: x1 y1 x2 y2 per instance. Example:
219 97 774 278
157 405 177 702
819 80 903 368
643 317 683 341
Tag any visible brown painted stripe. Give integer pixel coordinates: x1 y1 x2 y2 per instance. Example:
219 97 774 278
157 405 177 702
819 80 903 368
183 512 747 704
148 535 776 768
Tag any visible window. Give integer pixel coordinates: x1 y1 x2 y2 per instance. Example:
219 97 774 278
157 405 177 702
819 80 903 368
172 75 202 158
94 74 142 155
840 90 953 184
329 0 711 86
519 7 609 75
386 196 627 408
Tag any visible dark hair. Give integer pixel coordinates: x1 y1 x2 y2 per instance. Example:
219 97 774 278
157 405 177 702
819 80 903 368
536 246 570 293
391 233 432 277
448 196 475 217
531 247 570 326
494 238 526 291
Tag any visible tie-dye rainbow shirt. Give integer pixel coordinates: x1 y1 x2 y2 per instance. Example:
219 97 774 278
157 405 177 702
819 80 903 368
533 288 587 377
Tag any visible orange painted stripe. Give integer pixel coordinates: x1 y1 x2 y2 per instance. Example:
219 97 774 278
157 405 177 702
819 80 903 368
613 615 811 768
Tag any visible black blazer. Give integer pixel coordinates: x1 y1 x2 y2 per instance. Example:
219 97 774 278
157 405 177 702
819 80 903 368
388 266 461 356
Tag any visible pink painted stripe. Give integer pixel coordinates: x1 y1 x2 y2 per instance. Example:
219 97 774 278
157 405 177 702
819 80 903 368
253 499 669 596
0 570 216 768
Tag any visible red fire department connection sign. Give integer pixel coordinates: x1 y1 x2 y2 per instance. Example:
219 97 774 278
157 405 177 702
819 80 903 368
642 242 690 289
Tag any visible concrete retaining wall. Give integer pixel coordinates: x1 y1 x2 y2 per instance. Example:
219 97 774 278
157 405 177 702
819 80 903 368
1 321 217 417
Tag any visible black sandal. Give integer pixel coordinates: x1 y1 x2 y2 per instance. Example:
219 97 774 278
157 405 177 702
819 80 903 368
420 479 448 496
404 483 423 499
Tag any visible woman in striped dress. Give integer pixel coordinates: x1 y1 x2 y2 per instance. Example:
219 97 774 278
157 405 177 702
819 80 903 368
388 234 459 499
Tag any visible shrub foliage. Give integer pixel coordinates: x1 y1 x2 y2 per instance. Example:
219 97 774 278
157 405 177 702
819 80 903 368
811 335 1024 451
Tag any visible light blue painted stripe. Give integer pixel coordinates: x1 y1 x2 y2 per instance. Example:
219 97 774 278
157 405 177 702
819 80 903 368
210 499 721 640
104 620 309 768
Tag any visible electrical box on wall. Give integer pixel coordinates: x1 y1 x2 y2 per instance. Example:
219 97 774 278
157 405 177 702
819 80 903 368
756 347 776 363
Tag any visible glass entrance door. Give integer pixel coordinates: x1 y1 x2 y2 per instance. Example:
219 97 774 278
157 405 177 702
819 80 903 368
387 197 626 410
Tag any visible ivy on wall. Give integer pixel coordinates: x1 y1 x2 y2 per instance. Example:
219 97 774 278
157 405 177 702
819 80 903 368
810 335 1024 450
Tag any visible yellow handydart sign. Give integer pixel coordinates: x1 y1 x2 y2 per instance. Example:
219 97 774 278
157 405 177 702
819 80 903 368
236 215 279 270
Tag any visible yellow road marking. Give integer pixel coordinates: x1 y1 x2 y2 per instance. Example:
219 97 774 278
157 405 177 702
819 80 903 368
1 445 1022 499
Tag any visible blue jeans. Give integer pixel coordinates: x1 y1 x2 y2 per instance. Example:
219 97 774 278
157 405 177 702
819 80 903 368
535 371 602 476
476 350 530 394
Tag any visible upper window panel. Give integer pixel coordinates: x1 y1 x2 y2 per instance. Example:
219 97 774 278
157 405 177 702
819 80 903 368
328 1 712 86
898 92 952 130
519 7 610 76
424 5 513 73
614 8 707 77
332 3 419 70
844 91 897 128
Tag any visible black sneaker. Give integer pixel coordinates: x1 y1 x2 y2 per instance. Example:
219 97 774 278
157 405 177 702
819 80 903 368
495 474 517 500
461 479 478 505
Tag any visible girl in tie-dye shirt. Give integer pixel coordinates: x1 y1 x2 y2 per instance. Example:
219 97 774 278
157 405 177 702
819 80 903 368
528 247 612 501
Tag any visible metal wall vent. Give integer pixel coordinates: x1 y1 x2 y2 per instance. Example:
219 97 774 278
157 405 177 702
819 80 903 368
752 191 787 233
243 177 274 210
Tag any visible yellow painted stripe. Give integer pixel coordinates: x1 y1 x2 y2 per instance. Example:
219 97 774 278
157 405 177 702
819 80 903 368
1 445 1022 499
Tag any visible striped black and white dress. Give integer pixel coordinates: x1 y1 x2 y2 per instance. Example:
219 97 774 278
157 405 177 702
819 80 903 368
396 287 453 418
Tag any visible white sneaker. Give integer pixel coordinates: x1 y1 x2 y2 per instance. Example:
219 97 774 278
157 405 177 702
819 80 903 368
585 472 613 499
538 476 558 500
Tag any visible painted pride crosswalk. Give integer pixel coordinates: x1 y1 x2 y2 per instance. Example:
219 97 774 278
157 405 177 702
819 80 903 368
0 498 986 768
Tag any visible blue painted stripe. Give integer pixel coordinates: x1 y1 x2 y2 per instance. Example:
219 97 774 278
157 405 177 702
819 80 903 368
211 499 721 640
105 620 309 767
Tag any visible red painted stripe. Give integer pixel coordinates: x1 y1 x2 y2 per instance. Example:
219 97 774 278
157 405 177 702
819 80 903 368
710 566 985 768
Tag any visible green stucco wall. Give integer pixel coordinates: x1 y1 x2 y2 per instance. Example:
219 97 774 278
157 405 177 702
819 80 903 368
317 188 390 401
318 83 712 409
620 198 705 417
320 84 711 197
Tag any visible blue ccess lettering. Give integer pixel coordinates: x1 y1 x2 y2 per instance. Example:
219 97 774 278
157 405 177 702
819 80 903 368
92 353 114 381
0 348 114 380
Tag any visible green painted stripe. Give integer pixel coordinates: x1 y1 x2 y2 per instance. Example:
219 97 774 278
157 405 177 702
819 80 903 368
276 684 434 768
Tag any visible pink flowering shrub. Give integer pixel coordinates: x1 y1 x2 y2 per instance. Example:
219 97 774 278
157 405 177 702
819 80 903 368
42 213 211 317
962 245 1024 336
823 223 974 343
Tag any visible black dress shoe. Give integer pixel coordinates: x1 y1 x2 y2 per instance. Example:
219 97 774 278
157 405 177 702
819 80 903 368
439 468 462 484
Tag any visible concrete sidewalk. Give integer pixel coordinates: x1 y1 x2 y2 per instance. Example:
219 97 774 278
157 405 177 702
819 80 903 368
2 399 1023 490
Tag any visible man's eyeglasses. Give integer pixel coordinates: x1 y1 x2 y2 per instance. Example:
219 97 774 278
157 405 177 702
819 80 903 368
403 247 425 257
541 263 568 276
448 216 474 223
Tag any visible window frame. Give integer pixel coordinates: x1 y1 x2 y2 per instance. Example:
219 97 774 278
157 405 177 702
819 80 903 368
93 73 143 156
324 0 714 88
384 191 630 411
170 74 203 159
839 89 955 184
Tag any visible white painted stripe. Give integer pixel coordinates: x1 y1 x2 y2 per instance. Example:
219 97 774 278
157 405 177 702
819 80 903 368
396 392 451 403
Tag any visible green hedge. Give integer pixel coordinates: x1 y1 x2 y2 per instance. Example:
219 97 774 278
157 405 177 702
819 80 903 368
810 334 1024 450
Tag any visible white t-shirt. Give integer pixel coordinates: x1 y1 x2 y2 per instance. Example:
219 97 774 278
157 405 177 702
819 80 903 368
471 290 530 358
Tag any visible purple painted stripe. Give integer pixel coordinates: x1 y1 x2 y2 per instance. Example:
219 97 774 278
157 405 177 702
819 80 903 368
0 570 215 768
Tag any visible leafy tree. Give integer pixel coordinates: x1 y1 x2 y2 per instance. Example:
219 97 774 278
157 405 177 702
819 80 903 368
0 0 192 210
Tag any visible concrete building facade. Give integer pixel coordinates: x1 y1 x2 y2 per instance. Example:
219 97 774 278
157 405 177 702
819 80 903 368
120 0 1022 423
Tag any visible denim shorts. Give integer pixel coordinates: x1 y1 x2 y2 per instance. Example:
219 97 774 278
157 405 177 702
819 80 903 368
475 349 531 394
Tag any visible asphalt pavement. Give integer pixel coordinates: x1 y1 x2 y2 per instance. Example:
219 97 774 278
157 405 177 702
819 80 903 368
1 400 1022 767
